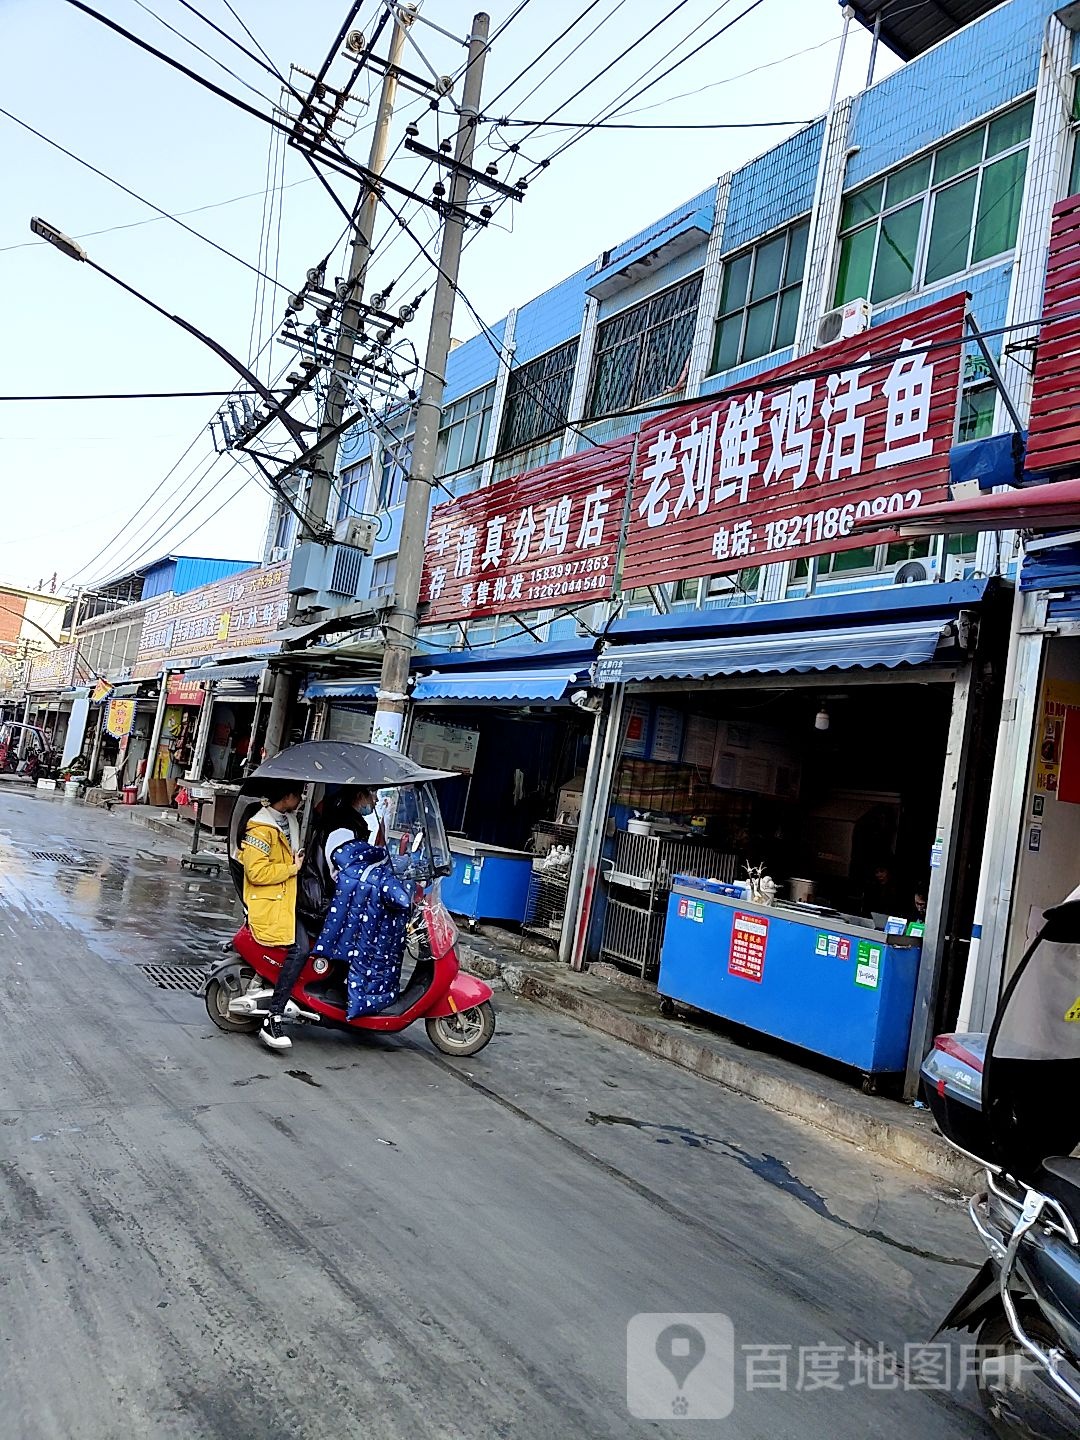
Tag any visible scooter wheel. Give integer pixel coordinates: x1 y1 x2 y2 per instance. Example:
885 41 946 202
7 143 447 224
425 1001 496 1057
205 970 260 1033
976 1311 1077 1440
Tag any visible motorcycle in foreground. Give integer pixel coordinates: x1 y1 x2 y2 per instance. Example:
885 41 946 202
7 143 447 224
921 890 1080 1438
203 740 496 1057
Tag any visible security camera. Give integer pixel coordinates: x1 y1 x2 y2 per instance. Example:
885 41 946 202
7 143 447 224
570 690 601 713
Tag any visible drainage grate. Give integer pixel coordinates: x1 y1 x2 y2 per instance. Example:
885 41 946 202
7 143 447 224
137 964 208 993
29 850 77 864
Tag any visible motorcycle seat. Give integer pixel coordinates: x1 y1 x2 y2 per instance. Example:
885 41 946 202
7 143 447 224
1037 1156 1080 1229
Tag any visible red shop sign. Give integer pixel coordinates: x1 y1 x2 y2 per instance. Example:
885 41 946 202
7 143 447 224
622 293 967 589
1026 192 1080 476
166 678 205 707
419 435 634 625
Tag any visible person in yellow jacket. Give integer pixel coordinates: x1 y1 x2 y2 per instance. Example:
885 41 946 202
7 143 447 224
238 779 306 1053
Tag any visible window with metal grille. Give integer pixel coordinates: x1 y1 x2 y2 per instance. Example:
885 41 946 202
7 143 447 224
834 99 1034 308
589 275 702 417
436 383 495 482
336 458 373 522
712 221 809 374
498 338 579 453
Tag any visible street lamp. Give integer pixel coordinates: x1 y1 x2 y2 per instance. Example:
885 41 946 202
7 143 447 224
29 215 313 464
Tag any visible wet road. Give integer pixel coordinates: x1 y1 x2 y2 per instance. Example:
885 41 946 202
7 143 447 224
0 790 993 1438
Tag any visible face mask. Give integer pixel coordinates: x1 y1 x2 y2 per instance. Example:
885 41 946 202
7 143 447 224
358 803 375 817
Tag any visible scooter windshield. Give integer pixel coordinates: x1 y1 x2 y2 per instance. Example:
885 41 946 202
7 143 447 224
984 898 1080 1178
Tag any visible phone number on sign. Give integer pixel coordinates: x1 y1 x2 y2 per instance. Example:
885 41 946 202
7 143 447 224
527 572 612 603
712 489 923 561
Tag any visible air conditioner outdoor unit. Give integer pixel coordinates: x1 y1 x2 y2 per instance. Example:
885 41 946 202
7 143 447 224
333 515 378 553
892 556 939 585
816 297 871 348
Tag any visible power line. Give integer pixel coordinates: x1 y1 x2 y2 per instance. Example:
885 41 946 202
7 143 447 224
0 105 291 291
129 0 275 103
0 175 316 254
490 116 812 131
0 391 266 401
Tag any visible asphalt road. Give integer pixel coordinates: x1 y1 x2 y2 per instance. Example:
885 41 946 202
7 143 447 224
0 789 994 1439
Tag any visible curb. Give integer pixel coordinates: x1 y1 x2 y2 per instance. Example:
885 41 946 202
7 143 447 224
460 942 974 1188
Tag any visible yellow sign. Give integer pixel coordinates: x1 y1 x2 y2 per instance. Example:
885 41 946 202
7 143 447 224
1066 998 1080 1024
1035 679 1080 795
91 679 113 704
105 698 135 740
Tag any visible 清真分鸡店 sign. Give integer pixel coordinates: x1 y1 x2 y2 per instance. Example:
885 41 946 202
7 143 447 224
418 436 634 624
621 293 968 589
132 562 289 678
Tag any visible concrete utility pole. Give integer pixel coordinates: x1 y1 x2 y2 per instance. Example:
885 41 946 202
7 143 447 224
371 11 490 751
262 6 412 759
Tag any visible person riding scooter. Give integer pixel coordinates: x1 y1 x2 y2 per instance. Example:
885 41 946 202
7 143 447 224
296 786 384 939
237 779 306 1053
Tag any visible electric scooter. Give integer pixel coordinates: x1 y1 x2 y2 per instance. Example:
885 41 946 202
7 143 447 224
202 740 496 1057
922 889 1080 1438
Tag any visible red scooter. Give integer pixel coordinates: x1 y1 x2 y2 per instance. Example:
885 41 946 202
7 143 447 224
202 740 496 1057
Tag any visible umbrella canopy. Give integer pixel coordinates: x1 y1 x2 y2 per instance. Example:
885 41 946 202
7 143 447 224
245 741 454 790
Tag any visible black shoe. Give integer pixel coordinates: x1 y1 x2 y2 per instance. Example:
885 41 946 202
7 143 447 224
259 1015 292 1052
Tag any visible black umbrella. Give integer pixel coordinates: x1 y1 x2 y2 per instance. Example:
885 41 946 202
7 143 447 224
244 741 454 790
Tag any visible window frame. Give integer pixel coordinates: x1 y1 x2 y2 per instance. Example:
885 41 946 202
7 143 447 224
371 553 397 596
436 382 496 481
587 273 703 417
378 430 412 510
336 456 374 522
834 98 1035 308
497 337 580 454
710 218 810 375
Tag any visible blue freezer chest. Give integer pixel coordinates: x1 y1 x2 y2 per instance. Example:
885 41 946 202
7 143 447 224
659 883 921 1074
441 840 533 923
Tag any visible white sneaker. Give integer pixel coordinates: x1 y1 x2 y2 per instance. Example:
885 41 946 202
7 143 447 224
258 1016 292 1052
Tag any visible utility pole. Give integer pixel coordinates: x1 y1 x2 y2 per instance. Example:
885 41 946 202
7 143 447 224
371 11 489 751
262 4 412 758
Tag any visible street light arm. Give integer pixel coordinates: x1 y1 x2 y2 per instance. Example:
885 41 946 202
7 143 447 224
78 255 309 450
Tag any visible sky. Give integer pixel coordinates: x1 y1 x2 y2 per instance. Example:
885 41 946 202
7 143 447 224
0 0 898 596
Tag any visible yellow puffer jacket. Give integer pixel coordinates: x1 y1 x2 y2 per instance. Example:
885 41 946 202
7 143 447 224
239 807 299 946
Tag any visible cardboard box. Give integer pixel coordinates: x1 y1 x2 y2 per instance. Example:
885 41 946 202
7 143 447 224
148 778 170 808
556 774 586 827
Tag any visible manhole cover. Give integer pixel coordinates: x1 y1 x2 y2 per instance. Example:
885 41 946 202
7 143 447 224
29 850 77 864
137 965 208 993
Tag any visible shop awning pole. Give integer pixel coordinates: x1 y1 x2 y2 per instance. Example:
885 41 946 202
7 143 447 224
903 663 978 1098
138 670 172 803
568 685 626 972
560 699 607 966
957 585 1049 1031
186 680 216 782
87 703 106 786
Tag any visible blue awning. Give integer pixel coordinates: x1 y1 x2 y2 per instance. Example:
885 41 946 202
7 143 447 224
180 659 268 682
412 666 587 703
303 679 379 701
593 619 952 684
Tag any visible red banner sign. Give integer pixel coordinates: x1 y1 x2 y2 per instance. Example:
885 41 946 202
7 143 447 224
166 678 205 708
419 436 634 624
1026 192 1080 476
621 294 967 588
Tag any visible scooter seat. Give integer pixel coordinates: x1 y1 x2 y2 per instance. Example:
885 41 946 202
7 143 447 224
1037 1156 1080 1229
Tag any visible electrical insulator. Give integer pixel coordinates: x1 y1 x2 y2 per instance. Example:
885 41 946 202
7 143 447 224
439 139 452 154
481 205 493 221
486 163 498 177
432 182 446 198
406 122 419 139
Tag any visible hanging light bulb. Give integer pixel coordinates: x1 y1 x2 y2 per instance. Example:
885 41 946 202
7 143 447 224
815 706 830 732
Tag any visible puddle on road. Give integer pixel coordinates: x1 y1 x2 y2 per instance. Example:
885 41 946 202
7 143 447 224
586 1113 972 1268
